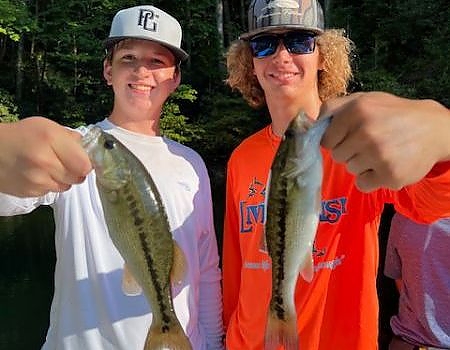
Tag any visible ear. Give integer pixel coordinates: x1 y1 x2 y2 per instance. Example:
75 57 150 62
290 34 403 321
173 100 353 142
317 54 325 71
103 59 113 86
169 70 181 93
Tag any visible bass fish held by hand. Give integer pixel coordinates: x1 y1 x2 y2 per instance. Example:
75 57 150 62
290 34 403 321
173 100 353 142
264 112 330 350
82 126 192 350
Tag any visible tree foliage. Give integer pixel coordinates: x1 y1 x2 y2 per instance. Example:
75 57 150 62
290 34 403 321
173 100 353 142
0 88 19 122
328 0 449 105
0 0 448 165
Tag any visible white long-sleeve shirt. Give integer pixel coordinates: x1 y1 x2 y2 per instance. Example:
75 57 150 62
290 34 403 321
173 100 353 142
0 119 224 350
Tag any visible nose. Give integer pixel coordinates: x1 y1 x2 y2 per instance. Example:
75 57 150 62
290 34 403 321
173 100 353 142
272 41 292 63
132 61 157 86
134 60 152 73
133 60 157 79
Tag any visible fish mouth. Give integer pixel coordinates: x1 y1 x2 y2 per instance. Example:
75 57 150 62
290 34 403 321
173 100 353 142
81 125 102 156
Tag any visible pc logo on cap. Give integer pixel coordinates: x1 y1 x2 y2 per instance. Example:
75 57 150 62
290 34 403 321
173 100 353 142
240 0 324 39
105 5 189 62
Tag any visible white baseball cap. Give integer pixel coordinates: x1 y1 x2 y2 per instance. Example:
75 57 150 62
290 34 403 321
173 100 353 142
240 0 325 39
105 5 189 62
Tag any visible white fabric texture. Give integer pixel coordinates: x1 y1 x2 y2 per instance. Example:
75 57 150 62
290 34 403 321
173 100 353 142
0 119 223 350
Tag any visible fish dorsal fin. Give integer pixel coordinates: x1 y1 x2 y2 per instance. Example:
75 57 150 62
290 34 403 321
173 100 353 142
122 263 143 296
170 241 187 286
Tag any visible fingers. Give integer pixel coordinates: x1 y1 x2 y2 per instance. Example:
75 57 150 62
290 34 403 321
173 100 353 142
22 152 66 194
355 168 407 193
319 92 363 121
0 117 92 197
354 170 379 193
320 92 375 151
319 92 446 192
52 129 92 185
320 115 348 153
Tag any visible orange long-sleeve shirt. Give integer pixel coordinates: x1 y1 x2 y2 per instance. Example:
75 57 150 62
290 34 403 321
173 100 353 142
222 125 450 350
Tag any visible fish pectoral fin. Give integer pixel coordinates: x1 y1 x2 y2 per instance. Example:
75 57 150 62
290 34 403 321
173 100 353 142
103 189 119 203
122 263 143 296
259 229 268 253
170 241 187 286
282 159 302 179
300 254 314 283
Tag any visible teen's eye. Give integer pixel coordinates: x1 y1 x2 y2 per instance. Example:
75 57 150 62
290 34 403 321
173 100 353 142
121 54 136 62
149 58 166 66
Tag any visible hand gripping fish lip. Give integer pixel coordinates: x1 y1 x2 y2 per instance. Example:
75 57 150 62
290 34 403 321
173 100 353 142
81 125 103 156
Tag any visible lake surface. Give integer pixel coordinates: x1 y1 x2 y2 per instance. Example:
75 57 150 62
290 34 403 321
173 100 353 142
0 206 55 350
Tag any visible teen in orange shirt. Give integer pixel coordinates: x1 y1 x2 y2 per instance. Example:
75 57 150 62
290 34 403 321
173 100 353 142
222 0 450 349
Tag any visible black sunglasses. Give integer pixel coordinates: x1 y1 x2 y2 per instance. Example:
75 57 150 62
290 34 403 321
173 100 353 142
249 31 316 58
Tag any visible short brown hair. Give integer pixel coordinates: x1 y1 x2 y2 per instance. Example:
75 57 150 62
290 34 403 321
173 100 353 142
103 38 181 71
226 29 354 108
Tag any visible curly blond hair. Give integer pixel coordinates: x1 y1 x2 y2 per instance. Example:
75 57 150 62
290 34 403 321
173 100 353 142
225 29 354 108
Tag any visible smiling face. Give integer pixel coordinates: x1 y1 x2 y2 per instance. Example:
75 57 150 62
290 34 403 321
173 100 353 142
103 39 180 130
252 30 323 111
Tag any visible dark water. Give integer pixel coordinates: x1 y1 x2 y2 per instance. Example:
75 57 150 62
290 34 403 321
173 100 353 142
0 203 397 350
377 204 399 350
0 206 55 350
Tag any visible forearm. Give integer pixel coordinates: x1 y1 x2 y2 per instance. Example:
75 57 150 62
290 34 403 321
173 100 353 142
0 122 21 195
0 192 45 216
390 167 450 223
196 214 224 349
199 277 224 350
419 98 450 162
221 174 243 329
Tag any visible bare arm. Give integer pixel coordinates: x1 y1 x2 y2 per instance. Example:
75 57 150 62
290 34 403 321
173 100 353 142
320 92 450 192
0 117 92 197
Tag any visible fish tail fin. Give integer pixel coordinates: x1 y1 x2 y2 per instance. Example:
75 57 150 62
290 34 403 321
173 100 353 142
265 311 299 350
144 322 192 350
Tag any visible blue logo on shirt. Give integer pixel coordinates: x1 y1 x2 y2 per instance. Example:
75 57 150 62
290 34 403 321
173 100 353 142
239 196 348 233
320 197 347 223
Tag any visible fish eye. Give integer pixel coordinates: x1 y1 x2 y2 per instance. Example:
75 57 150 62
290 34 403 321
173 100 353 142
104 139 115 150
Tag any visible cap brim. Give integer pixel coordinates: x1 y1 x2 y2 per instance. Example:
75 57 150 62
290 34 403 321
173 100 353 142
239 25 323 40
104 37 189 62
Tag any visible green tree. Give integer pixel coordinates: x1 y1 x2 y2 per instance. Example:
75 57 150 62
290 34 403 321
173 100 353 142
0 89 19 122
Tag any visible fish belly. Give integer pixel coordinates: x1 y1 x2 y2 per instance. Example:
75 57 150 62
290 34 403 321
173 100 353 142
98 181 192 349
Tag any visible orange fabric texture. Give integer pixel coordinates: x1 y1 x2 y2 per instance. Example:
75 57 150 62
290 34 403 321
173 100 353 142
222 125 450 350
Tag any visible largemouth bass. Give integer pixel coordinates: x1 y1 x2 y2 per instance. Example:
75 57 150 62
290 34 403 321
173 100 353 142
81 126 192 350
264 112 330 350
